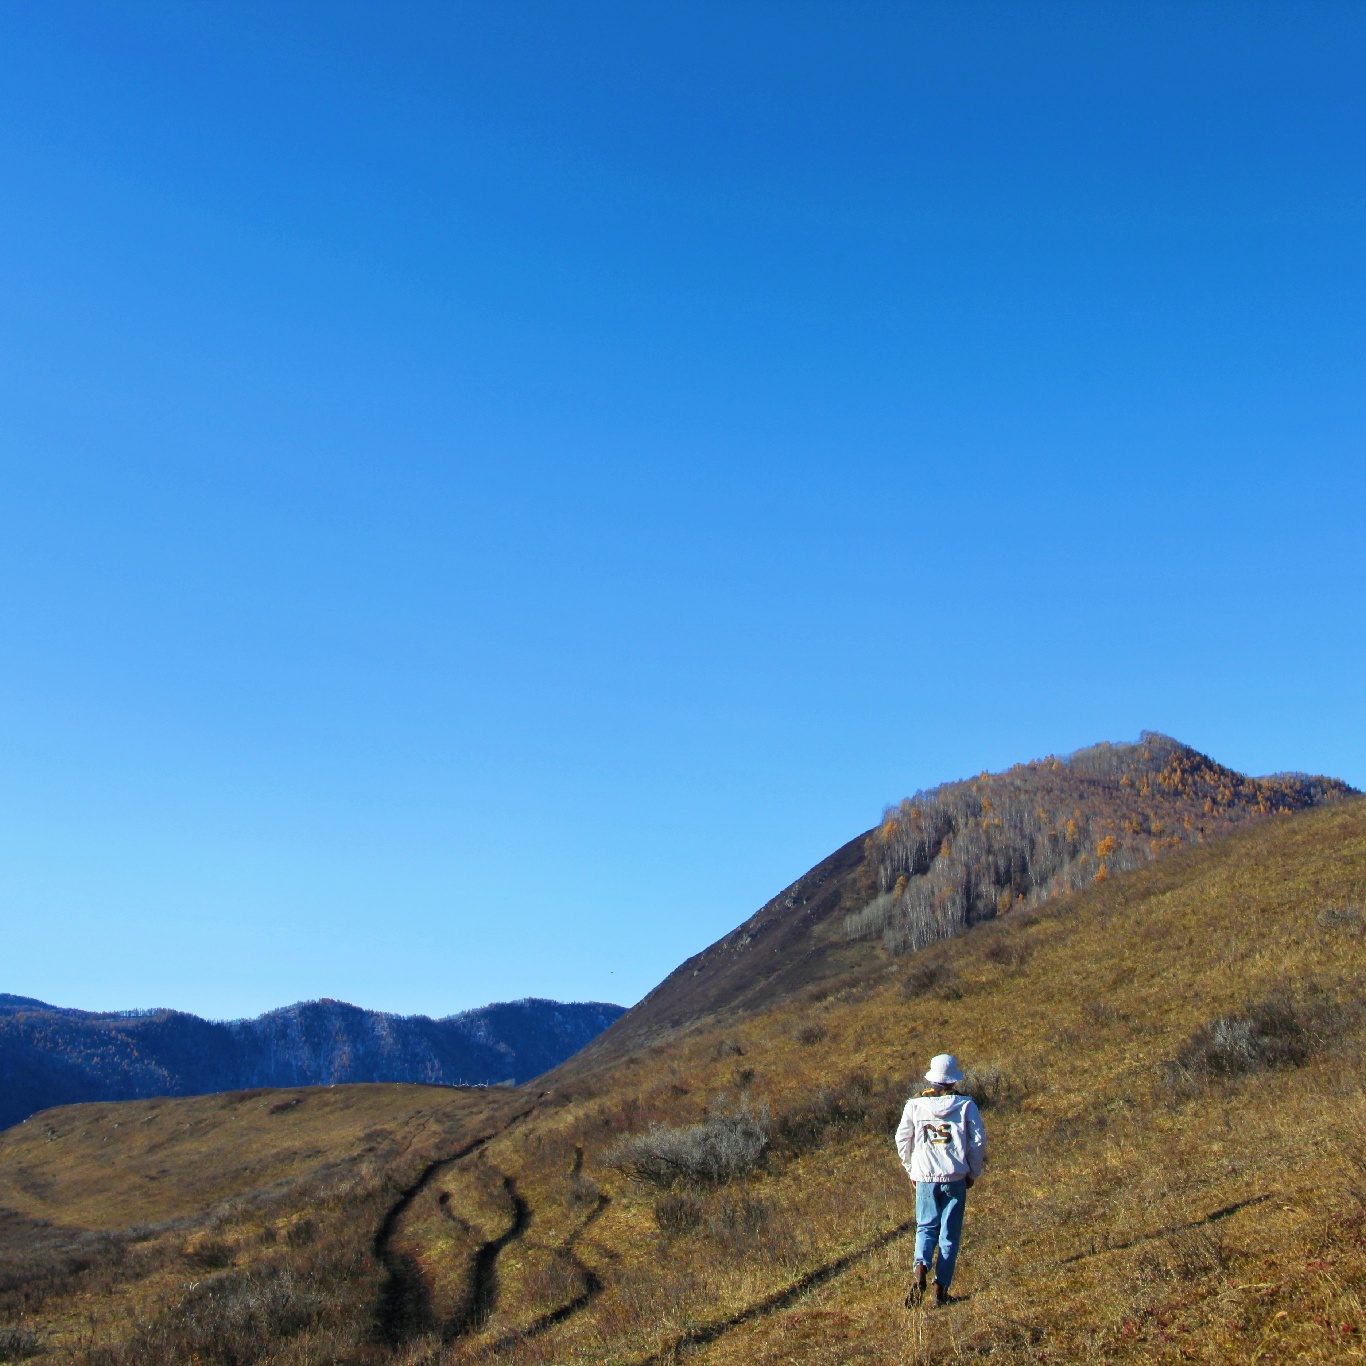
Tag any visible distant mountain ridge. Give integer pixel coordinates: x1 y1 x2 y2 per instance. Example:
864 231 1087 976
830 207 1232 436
0 995 625 1131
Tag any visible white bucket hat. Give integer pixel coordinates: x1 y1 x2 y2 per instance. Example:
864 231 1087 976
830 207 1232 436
924 1053 965 1086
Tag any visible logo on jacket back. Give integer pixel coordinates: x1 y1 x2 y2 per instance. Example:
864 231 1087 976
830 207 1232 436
921 1122 956 1146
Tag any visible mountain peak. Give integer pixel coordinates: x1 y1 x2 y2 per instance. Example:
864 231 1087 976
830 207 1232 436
573 735 1353 1062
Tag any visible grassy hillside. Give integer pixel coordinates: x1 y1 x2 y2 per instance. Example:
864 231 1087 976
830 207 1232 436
4 796 1366 1363
580 734 1351 1060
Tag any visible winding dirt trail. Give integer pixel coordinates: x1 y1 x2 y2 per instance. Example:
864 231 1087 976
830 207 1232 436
372 1102 540 1345
372 1098 610 1352
373 1133 497 1344
381 1121 960 1362
377 1119 918 1364
481 1191 610 1354
443 1174 531 1339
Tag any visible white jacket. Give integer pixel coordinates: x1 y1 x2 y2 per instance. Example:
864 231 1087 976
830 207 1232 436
895 1090 985 1183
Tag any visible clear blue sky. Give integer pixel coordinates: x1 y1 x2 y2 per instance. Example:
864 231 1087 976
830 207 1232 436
2 3 1363 1020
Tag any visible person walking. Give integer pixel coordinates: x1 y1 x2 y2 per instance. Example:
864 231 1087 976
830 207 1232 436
894 1053 986 1307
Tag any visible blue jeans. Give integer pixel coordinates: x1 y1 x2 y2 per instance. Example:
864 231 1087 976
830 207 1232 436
914 1180 967 1289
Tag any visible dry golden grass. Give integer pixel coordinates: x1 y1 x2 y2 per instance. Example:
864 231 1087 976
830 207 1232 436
0 1083 503 1230
425 798 1366 1364
0 1084 530 1360
5 799 1366 1363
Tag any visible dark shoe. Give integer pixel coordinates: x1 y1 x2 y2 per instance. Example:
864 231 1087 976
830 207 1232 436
933 1281 950 1307
904 1262 928 1308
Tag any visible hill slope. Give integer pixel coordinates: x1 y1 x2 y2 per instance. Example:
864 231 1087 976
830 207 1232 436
582 733 1351 1059
1 738 1362 1365
0 995 625 1130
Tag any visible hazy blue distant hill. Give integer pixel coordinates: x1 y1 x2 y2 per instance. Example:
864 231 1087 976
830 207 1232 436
0 995 624 1130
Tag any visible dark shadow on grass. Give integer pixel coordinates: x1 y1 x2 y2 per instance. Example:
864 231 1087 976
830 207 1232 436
631 1218 918 1364
1059 1193 1274 1265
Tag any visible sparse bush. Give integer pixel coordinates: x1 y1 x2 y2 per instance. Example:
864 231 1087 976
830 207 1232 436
733 1067 755 1087
1136 1228 1230 1283
713 1039 745 1059
900 961 961 1001
90 1263 323 1366
0 1326 41 1362
653 1190 778 1255
520 1248 587 1308
1081 1000 1120 1027
567 1173 600 1209
0 1215 157 1319
794 1023 827 1046
284 1219 316 1248
1173 1003 1307 1080
598 1094 659 1133
962 1066 1029 1111
802 971 871 1006
1164 989 1357 1092
982 937 1030 969
771 1073 904 1155
654 1193 703 1237
606 1102 769 1188
705 1195 769 1253
182 1238 235 1270
1318 905 1364 934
